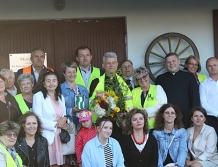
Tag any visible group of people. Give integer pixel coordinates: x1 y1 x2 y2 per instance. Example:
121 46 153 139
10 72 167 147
0 45 217 167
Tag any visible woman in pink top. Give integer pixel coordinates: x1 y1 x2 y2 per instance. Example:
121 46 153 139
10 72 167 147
75 110 97 167
33 71 69 167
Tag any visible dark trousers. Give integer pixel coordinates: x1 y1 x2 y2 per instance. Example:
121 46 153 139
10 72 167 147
206 116 218 148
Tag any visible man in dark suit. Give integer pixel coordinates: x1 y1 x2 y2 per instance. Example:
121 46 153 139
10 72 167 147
16 48 54 88
120 60 135 91
156 53 200 128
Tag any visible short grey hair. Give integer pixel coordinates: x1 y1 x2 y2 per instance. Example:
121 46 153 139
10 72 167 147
17 74 34 87
31 47 45 58
0 69 15 78
133 67 149 86
0 121 20 136
103 52 117 63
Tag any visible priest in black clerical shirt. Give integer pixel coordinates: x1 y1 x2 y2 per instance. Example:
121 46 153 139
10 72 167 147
156 53 200 128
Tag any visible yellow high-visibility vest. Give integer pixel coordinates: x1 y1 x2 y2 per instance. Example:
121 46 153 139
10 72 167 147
132 84 157 129
197 73 207 83
89 73 133 108
75 66 101 89
0 144 23 167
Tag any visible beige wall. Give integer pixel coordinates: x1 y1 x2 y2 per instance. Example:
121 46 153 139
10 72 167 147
0 0 218 75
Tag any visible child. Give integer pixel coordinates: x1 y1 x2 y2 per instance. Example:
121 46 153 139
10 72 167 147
75 110 97 167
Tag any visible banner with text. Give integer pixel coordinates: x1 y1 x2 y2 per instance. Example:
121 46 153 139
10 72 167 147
9 53 47 72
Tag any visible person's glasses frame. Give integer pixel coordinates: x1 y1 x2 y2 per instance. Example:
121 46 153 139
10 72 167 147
5 133 18 138
188 63 198 67
136 75 147 82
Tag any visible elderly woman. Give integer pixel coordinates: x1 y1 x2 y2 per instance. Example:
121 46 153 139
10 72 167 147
60 62 89 127
184 55 207 84
186 107 218 167
33 71 68 167
132 67 167 129
15 112 50 167
0 75 21 123
0 121 22 167
153 103 188 167
33 68 53 94
15 74 34 114
0 69 17 96
82 116 125 167
121 108 158 167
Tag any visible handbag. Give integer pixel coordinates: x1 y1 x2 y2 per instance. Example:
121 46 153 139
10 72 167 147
59 129 71 143
61 121 76 155
165 163 176 166
62 133 76 155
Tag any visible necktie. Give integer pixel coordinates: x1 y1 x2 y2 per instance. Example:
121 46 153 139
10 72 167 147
104 143 113 167
126 79 133 91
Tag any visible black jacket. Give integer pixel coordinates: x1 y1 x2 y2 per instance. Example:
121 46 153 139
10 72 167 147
15 136 50 167
0 91 22 123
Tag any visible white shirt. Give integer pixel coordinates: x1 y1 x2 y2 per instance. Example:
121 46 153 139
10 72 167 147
132 133 149 152
32 66 39 82
7 85 17 96
80 66 92 87
200 77 218 117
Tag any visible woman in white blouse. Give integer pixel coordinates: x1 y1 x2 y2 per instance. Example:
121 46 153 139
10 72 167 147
186 107 218 167
33 71 68 167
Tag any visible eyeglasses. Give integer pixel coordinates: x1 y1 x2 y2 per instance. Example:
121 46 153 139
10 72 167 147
5 133 18 138
136 75 147 82
188 63 198 67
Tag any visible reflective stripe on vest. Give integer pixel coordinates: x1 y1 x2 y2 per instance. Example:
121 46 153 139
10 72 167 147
14 94 29 114
75 66 101 89
0 144 22 167
23 65 54 74
89 73 133 110
132 84 157 108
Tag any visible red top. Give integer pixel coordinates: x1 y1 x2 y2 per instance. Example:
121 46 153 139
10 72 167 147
75 126 97 163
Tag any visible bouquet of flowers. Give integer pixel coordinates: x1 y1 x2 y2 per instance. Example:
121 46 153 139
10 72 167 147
91 89 127 126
